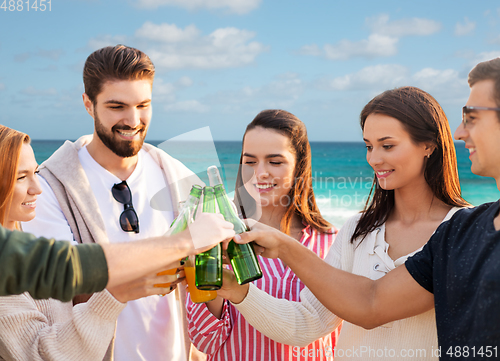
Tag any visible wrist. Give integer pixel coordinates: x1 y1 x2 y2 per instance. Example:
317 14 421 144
277 230 294 261
167 231 192 256
230 283 250 304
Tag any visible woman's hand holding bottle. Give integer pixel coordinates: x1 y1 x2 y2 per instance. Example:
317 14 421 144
215 268 250 305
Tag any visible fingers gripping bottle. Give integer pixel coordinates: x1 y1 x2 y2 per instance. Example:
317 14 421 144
207 166 263 285
158 185 217 303
166 184 202 236
195 186 223 290
154 185 202 288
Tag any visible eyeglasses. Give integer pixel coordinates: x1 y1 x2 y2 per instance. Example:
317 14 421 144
112 180 139 233
462 106 500 127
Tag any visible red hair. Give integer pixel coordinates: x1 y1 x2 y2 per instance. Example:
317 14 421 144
0 125 30 229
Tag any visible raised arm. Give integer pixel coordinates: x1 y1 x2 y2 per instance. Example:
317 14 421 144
0 226 108 302
0 213 234 302
104 212 234 289
233 222 434 329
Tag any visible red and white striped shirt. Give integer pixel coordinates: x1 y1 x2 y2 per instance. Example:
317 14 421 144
187 225 341 361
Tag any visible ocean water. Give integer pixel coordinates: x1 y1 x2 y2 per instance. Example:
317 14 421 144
31 140 500 228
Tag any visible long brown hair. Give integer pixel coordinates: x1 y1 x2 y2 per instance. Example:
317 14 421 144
234 109 332 235
0 125 31 228
351 87 470 243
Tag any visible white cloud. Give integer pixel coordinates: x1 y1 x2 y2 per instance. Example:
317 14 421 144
412 68 463 92
318 64 409 91
315 65 467 102
135 22 199 43
87 35 128 51
455 17 476 36
135 0 261 14
140 25 268 69
0 83 5 91
300 14 441 61
21 86 57 96
489 35 500 45
164 100 209 113
472 51 500 64
207 72 305 111
152 77 194 103
297 44 322 56
367 14 441 37
86 22 268 70
323 34 398 60
176 76 194 87
409 68 469 105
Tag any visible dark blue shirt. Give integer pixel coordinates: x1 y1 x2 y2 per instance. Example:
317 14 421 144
405 202 500 360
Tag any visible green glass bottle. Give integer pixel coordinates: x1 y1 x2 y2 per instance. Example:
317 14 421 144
207 166 263 285
163 184 217 303
166 185 202 236
195 186 223 290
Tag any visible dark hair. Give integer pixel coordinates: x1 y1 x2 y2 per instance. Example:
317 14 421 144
83 44 155 104
0 125 30 229
468 57 500 116
234 109 332 235
351 86 470 243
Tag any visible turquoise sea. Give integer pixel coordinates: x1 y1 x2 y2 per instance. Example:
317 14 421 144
31 140 500 229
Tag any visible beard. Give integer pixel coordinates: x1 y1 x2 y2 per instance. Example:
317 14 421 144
93 109 147 158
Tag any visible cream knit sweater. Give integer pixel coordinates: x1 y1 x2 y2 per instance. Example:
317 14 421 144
36 135 205 361
234 209 460 361
0 290 125 361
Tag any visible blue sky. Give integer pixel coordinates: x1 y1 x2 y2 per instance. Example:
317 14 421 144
1 0 500 141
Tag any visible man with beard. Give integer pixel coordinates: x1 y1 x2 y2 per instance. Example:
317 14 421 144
23 45 206 361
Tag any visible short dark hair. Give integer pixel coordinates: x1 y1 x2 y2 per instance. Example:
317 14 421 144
468 57 500 111
83 44 155 103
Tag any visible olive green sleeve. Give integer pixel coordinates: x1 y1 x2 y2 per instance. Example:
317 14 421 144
0 226 108 302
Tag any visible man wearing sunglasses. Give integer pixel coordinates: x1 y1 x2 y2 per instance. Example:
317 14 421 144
223 57 500 360
22 45 218 361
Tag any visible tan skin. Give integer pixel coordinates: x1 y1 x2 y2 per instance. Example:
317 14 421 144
78 79 183 302
6 144 177 302
222 81 500 330
454 79 500 230
83 79 153 180
219 113 461 329
364 114 451 261
204 127 303 318
76 79 236 302
9 143 236 302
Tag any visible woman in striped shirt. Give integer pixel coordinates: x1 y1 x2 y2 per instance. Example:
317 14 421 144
186 109 341 360
215 87 471 360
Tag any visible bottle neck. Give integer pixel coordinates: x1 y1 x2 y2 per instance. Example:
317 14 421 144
202 189 216 213
207 166 224 187
214 185 247 233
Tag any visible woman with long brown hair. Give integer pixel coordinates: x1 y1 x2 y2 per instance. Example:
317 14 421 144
186 109 341 360
216 87 470 360
0 125 180 361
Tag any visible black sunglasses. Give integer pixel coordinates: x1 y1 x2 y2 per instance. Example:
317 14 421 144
462 106 500 127
112 180 139 233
